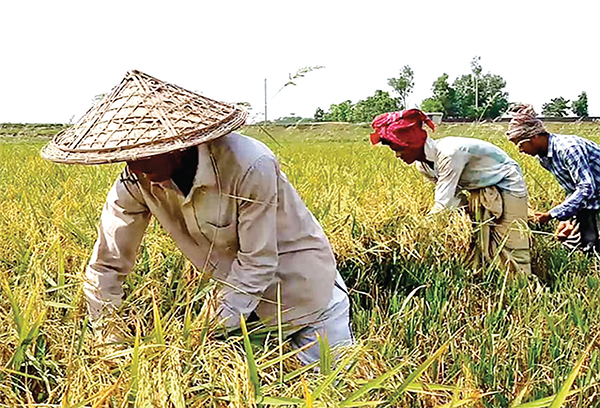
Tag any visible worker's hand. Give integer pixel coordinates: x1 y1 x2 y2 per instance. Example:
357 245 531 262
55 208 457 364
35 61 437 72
555 220 576 242
533 211 552 224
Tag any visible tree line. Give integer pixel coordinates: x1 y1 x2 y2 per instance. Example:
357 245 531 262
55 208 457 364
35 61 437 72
313 57 589 123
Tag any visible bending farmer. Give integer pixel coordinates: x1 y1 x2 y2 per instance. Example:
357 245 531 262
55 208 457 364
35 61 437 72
507 104 600 254
41 70 353 364
370 109 531 274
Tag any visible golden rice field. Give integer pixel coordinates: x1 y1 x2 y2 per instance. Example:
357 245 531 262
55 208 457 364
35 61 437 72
1 121 600 407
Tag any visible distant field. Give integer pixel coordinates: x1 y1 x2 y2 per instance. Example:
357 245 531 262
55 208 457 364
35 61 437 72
1 122 599 407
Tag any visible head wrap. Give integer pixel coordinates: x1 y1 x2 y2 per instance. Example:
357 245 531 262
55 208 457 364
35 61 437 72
370 109 435 147
506 104 546 143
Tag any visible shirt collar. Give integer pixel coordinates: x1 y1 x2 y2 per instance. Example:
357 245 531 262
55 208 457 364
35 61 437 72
423 136 438 163
193 143 217 188
537 133 555 166
179 144 217 203
144 144 217 199
545 133 555 160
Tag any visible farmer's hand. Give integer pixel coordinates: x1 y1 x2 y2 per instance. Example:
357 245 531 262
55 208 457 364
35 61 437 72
533 211 552 224
555 220 576 242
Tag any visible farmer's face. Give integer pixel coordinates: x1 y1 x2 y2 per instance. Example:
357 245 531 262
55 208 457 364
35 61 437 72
381 139 423 164
127 151 182 183
512 134 548 157
515 138 536 156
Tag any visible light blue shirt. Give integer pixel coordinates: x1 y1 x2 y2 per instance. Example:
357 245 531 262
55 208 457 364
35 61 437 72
415 137 527 212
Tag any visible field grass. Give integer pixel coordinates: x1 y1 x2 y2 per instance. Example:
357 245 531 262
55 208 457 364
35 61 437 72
1 122 600 407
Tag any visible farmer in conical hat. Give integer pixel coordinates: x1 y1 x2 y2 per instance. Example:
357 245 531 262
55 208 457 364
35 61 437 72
42 70 353 364
370 109 531 274
507 104 600 254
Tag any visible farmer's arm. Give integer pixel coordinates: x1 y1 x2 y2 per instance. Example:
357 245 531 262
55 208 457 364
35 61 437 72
85 169 151 319
215 155 279 329
429 151 469 213
549 145 596 221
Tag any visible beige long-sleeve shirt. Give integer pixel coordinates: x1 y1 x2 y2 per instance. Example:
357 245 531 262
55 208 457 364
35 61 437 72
86 132 338 329
414 136 527 213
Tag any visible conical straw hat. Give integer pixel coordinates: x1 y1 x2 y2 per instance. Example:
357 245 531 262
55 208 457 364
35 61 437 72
41 70 247 164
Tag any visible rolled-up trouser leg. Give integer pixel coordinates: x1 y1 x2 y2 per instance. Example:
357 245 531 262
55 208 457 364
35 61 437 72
491 191 531 274
290 272 353 365
84 265 127 322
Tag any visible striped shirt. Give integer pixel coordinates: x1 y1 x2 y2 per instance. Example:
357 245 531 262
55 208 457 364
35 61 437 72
539 133 600 220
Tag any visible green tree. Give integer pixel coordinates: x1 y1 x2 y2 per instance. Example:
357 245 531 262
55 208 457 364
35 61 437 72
452 71 508 120
477 73 509 119
430 73 458 117
572 92 589 117
327 100 354 122
314 107 326 122
452 74 477 119
387 65 414 109
352 90 400 123
542 97 571 117
420 97 444 113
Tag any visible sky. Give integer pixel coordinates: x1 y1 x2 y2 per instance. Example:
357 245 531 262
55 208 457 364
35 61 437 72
1 0 599 124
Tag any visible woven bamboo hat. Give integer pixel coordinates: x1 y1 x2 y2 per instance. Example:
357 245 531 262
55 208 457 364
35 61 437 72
41 70 247 164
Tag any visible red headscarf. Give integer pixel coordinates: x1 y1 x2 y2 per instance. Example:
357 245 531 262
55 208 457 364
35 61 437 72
370 109 435 147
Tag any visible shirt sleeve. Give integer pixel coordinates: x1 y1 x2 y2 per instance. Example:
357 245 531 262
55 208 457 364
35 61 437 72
215 155 279 329
86 170 151 317
549 145 597 220
430 150 470 213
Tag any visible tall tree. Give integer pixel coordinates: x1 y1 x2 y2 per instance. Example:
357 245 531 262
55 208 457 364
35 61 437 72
477 73 509 119
387 65 414 110
420 97 444 113
572 91 589 117
452 70 508 119
430 73 458 117
452 74 477 119
542 97 571 117
353 90 400 123
422 60 508 120
314 107 326 122
326 100 354 122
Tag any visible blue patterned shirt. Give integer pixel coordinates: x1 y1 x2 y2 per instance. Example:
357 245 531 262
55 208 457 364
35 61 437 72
538 133 600 220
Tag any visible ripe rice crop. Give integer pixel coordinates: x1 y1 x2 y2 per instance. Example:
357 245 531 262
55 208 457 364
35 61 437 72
0 122 599 407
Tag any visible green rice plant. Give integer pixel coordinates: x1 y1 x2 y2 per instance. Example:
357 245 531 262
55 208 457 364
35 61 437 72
2 277 45 373
547 333 599 407
317 332 331 376
152 292 165 346
128 321 141 405
312 348 361 401
240 313 261 403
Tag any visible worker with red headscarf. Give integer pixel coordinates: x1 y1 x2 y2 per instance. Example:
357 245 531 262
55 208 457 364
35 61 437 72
370 109 531 274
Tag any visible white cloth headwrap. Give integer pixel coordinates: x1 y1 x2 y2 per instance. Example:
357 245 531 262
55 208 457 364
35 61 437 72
506 104 546 143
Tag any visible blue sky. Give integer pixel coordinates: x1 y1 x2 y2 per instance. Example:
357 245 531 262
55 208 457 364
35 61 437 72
1 0 598 123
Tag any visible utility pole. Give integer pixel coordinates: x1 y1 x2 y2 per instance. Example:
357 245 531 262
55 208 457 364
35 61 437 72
471 56 482 112
475 76 478 110
264 78 267 124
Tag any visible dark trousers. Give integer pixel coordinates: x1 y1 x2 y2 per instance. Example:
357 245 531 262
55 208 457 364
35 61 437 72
574 209 600 253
